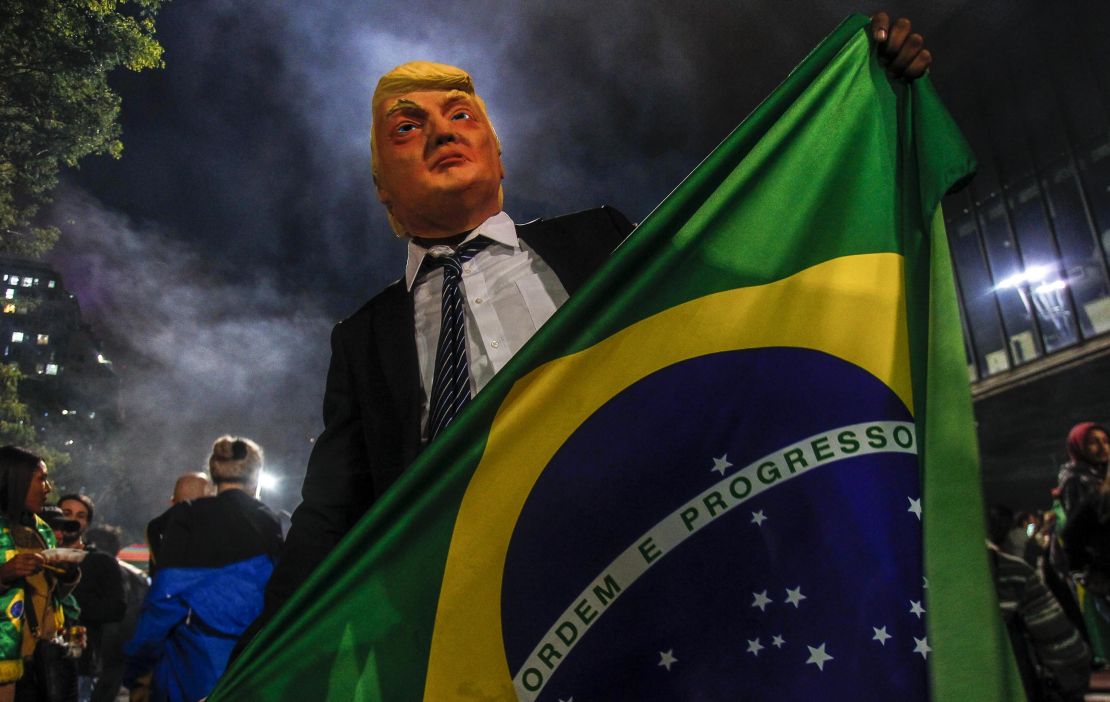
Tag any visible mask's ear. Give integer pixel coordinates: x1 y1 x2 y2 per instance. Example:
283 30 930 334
376 183 392 209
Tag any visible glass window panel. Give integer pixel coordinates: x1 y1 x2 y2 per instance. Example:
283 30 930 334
949 213 1008 376
1043 160 1110 337
976 194 1042 364
1077 138 1110 281
964 341 977 383
1006 177 1079 352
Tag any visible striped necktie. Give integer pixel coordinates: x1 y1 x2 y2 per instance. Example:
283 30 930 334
424 237 493 440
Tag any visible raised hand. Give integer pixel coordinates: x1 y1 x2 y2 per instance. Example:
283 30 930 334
871 12 933 81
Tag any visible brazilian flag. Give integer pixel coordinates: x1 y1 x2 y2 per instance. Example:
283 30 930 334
213 14 1020 701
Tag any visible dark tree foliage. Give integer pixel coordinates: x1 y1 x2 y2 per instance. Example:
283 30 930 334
0 363 67 471
0 0 166 257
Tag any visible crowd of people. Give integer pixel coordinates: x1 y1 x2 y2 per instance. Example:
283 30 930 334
988 420 1110 701
0 436 282 702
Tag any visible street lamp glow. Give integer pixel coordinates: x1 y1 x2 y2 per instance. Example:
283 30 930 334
1033 280 1067 295
258 471 280 492
995 264 1054 290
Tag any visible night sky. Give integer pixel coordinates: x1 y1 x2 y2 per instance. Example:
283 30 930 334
38 1 1067 527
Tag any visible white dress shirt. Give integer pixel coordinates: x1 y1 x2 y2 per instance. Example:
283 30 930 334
406 211 568 440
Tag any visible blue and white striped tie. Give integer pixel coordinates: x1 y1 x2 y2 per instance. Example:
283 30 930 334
425 237 492 440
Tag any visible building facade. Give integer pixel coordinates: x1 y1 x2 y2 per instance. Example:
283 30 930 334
934 0 1110 509
0 256 119 477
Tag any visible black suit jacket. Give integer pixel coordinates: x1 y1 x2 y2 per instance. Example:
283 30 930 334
249 206 633 637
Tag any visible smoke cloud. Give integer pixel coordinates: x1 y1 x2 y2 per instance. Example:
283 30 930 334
48 186 332 533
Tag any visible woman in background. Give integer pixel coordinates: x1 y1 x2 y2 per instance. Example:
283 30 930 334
0 446 80 702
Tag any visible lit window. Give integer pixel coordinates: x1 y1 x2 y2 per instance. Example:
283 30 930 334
35 364 44 374
4 289 13 299
47 280 55 289
88 411 95 419
2 304 13 314
32 279 38 285
1 275 7 282
44 364 58 375
11 332 23 343
35 334 48 345
20 278 30 288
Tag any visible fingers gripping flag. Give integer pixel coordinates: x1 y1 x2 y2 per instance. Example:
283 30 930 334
213 14 1020 702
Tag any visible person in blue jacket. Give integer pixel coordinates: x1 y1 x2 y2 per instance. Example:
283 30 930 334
124 437 282 702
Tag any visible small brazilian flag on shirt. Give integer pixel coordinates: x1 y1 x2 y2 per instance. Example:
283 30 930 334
212 14 1023 702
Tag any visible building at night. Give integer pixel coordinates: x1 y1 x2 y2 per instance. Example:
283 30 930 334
934 0 1110 509
0 256 120 472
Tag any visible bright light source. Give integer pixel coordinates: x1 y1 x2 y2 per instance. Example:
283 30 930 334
1034 280 1067 295
96 353 110 364
996 264 1054 290
258 471 280 492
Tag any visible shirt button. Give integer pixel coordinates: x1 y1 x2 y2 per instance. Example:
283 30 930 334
475 297 483 304
490 340 500 349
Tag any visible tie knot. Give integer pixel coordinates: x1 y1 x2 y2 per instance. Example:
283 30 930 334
427 237 493 264
424 235 495 279
424 238 495 282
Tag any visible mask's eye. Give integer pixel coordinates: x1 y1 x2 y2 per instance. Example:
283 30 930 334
395 122 417 134
451 110 473 121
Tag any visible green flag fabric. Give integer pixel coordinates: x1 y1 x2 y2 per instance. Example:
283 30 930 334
212 15 1019 701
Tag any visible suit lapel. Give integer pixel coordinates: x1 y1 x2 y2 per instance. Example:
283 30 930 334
371 282 422 460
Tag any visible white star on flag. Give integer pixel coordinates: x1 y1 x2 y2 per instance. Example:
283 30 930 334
711 454 733 475
785 586 806 608
772 635 786 649
805 643 833 671
752 590 772 612
913 636 931 659
909 600 925 618
872 626 891 645
907 497 922 520
746 638 764 656
922 576 929 589
658 649 677 671
751 510 767 526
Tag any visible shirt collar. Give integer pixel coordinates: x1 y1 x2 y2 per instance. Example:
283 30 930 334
404 211 518 290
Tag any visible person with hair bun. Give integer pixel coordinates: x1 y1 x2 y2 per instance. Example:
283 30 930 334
124 437 282 702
